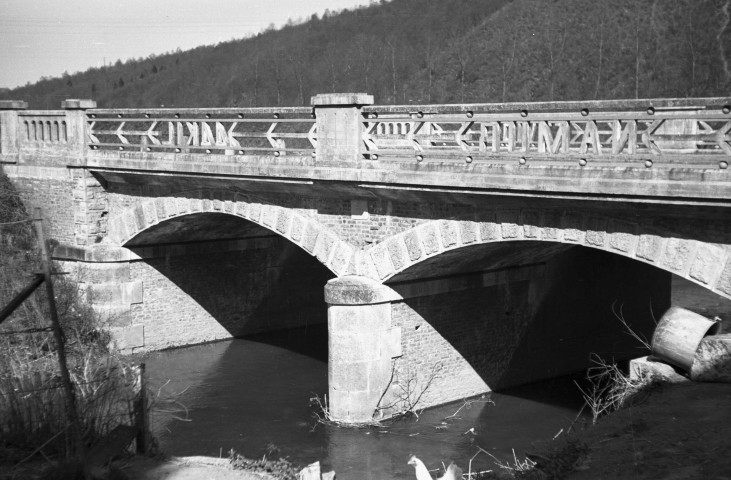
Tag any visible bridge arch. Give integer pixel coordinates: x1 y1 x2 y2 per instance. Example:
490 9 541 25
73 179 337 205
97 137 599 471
106 189 357 277
362 209 731 299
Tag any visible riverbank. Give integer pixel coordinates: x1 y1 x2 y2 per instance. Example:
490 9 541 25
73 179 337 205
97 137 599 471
110 455 272 480
526 381 731 479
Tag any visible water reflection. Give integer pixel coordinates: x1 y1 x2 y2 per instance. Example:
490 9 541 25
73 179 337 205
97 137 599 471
144 326 586 480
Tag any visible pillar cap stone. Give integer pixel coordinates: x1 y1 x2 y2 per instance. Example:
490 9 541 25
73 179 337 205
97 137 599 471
0 100 28 110
311 93 374 107
325 276 401 305
62 99 97 110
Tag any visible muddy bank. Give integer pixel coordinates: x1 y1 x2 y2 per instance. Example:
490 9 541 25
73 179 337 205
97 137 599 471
110 455 271 480
527 382 731 479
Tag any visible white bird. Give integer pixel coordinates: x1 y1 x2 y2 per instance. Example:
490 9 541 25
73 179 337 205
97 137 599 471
408 455 463 480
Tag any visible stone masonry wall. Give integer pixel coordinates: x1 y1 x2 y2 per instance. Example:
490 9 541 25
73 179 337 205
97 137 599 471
3 165 77 244
390 280 531 410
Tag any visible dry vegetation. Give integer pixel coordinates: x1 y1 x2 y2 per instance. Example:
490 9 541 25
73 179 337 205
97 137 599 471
0 169 143 478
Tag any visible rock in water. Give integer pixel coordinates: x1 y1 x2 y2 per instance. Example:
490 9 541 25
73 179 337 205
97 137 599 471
690 334 731 382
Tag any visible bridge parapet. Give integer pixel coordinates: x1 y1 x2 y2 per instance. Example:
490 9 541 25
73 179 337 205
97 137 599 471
362 98 731 170
1 95 730 203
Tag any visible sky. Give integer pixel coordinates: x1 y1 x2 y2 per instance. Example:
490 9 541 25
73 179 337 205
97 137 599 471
0 0 375 89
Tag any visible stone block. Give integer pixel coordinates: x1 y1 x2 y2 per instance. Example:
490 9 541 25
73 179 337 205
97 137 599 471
94 305 131 327
480 222 500 241
561 213 583 242
383 327 402 358
661 238 694 273
420 224 440 256
717 259 731 297
690 334 731 382
176 197 189 215
542 211 561 240
302 222 319 253
111 324 144 351
290 215 304 242
86 263 130 283
153 198 166 219
62 99 97 109
315 232 336 265
371 247 394 279
262 205 277 228
329 244 352 276
124 280 143 304
636 233 662 262
276 209 291 234
235 201 249 218
608 221 636 253
386 239 407 271
142 201 157 226
330 360 371 391
87 280 142 305
689 244 725 286
133 207 146 231
403 230 422 262
460 221 478 244
629 356 688 384
440 221 459 248
498 210 521 239
584 217 607 247
522 211 541 239
248 203 262 223
330 329 385 360
164 198 177 218
108 217 125 244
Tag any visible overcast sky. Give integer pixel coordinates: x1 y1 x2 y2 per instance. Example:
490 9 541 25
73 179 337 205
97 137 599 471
0 0 374 89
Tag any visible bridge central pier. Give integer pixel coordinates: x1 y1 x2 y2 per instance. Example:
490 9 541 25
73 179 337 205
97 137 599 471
325 277 402 423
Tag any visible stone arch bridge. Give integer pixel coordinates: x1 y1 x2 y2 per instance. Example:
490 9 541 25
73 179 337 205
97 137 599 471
1 94 730 423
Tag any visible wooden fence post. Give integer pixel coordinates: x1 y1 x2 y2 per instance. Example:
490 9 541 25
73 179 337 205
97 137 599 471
134 363 149 454
33 208 86 467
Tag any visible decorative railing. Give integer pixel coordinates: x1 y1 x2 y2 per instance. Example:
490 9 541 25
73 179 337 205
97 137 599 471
2 97 731 171
19 111 69 145
362 100 731 169
86 107 317 156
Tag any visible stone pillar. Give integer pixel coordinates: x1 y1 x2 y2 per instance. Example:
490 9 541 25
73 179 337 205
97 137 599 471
311 93 373 164
324 276 402 424
0 100 28 162
61 100 106 245
61 98 96 165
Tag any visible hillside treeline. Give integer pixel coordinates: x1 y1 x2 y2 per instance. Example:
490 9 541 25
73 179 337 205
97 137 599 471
3 0 730 109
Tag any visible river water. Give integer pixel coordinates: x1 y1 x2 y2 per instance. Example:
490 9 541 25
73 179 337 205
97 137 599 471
143 325 587 480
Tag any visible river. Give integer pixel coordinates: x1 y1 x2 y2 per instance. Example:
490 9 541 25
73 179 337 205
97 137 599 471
143 324 587 480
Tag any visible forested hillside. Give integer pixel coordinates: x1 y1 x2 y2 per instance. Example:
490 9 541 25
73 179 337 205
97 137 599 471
3 0 730 108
